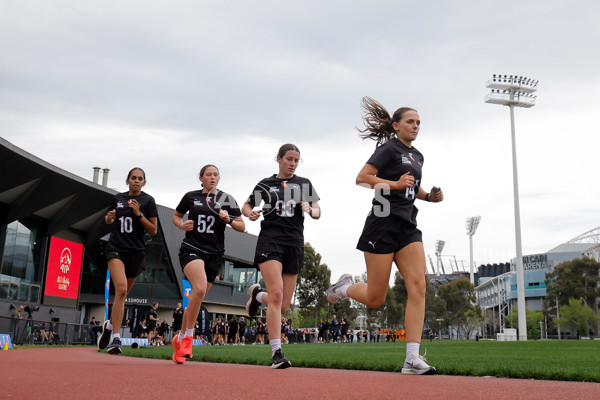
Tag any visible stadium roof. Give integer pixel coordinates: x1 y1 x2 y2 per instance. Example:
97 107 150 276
0 137 115 244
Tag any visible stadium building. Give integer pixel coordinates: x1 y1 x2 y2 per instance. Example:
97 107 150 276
0 137 261 342
475 229 600 336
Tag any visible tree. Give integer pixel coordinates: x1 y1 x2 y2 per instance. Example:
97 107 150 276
545 257 600 310
437 277 478 338
558 298 599 338
506 308 545 338
296 242 331 326
545 257 600 336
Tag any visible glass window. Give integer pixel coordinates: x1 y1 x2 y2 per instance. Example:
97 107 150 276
225 259 263 294
0 218 44 302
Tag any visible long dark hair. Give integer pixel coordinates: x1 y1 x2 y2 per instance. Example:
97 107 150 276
357 97 416 147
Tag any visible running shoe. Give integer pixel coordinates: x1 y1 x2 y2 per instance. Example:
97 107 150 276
401 352 437 375
172 335 186 364
326 274 353 304
271 348 292 369
178 336 193 359
106 338 122 355
246 284 263 317
97 320 111 350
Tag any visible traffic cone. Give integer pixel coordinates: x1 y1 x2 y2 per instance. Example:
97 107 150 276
2 342 8 350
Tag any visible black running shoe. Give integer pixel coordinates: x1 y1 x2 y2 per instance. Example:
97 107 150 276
271 348 291 369
97 320 111 350
106 338 122 355
246 284 263 317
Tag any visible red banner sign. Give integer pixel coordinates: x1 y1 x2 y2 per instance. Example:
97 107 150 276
44 237 83 299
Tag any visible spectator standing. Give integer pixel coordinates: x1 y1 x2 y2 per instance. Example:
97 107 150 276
147 302 159 344
238 317 247 345
172 302 183 335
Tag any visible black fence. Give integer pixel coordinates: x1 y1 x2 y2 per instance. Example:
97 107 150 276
1 316 101 346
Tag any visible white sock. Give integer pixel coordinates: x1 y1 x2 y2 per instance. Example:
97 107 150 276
185 328 194 337
270 339 281 356
178 332 184 341
256 291 266 304
406 342 420 361
113 333 120 339
339 284 351 298
106 321 113 330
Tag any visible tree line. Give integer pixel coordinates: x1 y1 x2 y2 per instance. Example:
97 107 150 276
290 244 599 339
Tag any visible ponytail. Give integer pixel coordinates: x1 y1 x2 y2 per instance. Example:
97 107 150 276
357 97 416 147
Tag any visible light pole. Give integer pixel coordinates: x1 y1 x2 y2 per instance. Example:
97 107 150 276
466 216 481 286
485 74 538 341
435 240 445 276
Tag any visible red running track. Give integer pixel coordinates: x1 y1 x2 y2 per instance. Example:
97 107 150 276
1 347 599 400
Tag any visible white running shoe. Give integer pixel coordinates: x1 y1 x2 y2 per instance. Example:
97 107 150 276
401 352 437 375
326 274 353 304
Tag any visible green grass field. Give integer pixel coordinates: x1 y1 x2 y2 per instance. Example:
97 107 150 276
116 340 600 382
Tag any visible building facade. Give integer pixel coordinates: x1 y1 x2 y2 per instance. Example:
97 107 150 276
0 137 260 337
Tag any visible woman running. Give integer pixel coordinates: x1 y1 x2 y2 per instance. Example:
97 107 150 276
171 164 245 364
99 167 158 354
244 143 320 369
327 97 444 375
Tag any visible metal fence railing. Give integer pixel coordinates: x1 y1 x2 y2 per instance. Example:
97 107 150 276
1 316 98 346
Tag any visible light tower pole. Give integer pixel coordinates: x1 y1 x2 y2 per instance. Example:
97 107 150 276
435 240 445 276
485 74 538 341
466 216 481 286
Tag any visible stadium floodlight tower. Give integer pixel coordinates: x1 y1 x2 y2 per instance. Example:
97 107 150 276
485 74 538 341
466 216 481 286
435 240 445 276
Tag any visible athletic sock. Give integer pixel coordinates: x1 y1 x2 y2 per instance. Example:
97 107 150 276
185 328 194 337
256 291 266 304
178 332 184 341
339 284 350 298
113 333 120 339
270 339 281 357
106 321 113 330
406 342 420 362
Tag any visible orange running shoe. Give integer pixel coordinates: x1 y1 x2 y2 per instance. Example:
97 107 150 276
178 336 193 359
172 335 186 364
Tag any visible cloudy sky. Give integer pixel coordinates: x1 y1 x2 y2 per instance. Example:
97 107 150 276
2 1 599 283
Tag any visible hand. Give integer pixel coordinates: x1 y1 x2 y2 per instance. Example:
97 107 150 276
106 209 116 223
429 186 444 202
299 201 312 214
219 209 231 222
396 172 415 190
128 199 141 216
249 209 263 221
179 219 194 231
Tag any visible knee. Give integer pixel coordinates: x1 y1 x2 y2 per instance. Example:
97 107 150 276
406 277 426 299
113 284 128 299
191 287 207 301
268 288 283 307
365 295 386 309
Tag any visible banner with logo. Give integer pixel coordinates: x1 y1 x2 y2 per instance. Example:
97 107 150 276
182 279 192 310
105 270 111 321
43 237 84 307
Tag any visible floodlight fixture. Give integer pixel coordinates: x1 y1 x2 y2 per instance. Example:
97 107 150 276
466 216 481 285
484 74 539 341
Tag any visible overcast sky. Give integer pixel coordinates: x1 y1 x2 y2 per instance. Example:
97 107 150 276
2 1 599 283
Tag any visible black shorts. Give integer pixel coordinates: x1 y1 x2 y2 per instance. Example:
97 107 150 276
178 248 222 284
356 214 422 254
254 242 303 275
105 250 145 278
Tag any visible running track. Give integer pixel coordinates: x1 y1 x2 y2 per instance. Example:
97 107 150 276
2 347 599 399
